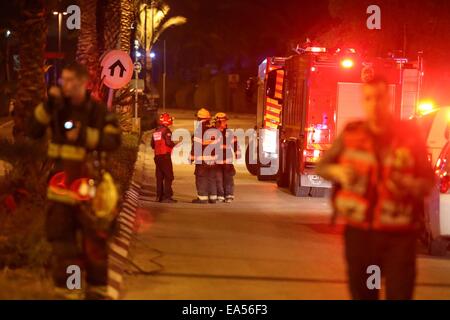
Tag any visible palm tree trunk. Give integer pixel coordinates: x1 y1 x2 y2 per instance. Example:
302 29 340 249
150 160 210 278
15 0 47 139
76 0 99 94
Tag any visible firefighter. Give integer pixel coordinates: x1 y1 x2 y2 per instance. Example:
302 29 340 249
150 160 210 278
316 76 435 300
29 62 121 299
151 113 177 203
214 112 241 203
191 108 218 204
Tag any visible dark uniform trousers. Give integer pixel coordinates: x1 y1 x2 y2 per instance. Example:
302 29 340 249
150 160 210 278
344 226 417 300
195 164 217 200
154 153 174 200
215 164 236 200
46 202 109 289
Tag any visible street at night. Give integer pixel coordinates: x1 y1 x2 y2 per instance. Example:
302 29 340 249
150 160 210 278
2 0 450 315
123 110 450 300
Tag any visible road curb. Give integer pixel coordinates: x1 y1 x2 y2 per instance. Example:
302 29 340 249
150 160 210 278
107 144 150 300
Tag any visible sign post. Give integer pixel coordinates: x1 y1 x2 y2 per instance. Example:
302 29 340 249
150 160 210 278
100 50 138 132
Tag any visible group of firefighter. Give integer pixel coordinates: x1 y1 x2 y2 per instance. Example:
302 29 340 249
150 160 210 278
151 107 241 204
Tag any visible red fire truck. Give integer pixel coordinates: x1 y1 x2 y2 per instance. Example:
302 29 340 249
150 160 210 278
246 46 423 196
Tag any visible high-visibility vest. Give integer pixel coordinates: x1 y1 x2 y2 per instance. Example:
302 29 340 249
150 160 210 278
191 122 219 165
334 121 423 231
216 129 241 165
153 126 173 156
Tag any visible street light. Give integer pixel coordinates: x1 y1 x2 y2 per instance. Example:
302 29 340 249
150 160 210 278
52 11 67 52
5 30 11 81
52 10 67 84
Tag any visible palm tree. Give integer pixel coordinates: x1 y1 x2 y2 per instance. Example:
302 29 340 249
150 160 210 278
136 0 186 94
77 0 135 101
103 0 134 52
76 0 100 95
15 0 47 138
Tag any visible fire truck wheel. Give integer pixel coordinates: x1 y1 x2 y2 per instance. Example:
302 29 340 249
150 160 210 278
245 144 259 176
288 144 309 197
276 142 289 187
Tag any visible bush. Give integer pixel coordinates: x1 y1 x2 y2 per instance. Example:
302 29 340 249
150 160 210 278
0 133 139 270
0 139 50 269
108 133 139 193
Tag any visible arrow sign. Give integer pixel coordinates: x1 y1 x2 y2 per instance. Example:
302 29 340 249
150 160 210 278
100 50 133 89
109 60 126 77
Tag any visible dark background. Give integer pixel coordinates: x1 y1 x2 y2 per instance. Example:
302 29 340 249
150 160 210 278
2 0 450 110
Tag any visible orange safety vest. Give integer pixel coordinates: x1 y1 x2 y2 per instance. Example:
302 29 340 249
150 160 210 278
334 121 421 231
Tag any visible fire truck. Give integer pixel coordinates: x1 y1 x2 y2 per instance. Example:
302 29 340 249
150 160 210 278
245 46 423 196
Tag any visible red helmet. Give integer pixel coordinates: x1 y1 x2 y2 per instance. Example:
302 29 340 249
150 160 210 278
159 113 173 126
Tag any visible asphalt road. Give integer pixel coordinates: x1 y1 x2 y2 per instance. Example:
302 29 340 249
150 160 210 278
123 109 450 299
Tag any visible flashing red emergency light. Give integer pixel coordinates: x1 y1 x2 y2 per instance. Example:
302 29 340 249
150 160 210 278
417 100 435 115
306 47 327 53
340 58 354 69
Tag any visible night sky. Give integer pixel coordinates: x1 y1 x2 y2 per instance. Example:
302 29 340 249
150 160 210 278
3 0 450 103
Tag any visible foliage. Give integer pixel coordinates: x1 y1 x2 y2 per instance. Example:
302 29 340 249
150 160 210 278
0 139 49 269
0 134 139 271
136 1 187 51
136 1 187 93
13 0 47 138
108 133 139 194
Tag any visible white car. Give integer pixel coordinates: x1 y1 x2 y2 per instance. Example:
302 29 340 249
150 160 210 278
416 107 450 255
425 142 450 256
415 107 450 167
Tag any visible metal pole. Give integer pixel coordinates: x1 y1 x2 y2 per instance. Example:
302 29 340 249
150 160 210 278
163 39 166 111
5 34 10 82
150 0 154 99
135 52 139 119
58 13 62 52
143 4 147 93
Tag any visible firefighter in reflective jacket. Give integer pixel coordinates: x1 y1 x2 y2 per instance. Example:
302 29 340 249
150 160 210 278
29 63 121 299
316 76 434 300
191 108 218 204
214 112 241 202
151 113 176 203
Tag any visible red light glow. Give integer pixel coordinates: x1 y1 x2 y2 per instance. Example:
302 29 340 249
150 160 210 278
341 59 354 69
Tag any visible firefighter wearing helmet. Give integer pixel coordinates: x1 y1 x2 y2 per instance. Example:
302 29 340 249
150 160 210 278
29 62 122 299
191 108 219 203
151 113 177 203
214 112 241 203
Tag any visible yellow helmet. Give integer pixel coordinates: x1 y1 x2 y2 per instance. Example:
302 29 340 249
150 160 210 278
214 112 228 121
196 108 211 120
92 172 118 220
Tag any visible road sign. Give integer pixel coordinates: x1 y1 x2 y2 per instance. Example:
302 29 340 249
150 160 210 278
100 50 133 89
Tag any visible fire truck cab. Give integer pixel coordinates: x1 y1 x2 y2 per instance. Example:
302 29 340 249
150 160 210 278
248 46 423 196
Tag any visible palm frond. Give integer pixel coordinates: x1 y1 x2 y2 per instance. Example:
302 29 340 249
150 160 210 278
153 16 187 44
136 2 185 50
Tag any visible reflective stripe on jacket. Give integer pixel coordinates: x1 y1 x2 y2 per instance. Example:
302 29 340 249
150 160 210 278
190 121 220 165
334 121 431 231
216 129 241 165
151 125 174 156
